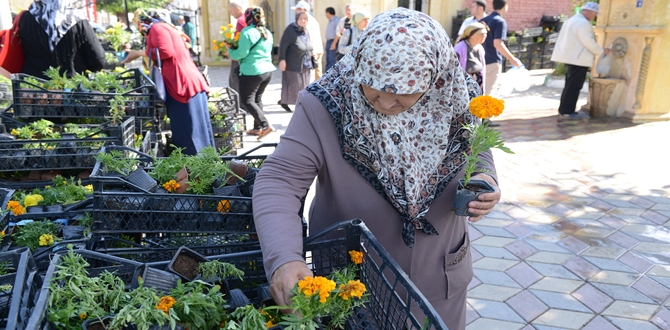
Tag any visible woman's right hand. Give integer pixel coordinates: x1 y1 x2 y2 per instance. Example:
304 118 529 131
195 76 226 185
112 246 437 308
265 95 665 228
269 260 312 313
279 60 287 71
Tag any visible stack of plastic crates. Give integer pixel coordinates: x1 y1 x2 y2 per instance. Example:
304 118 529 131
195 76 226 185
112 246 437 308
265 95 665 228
209 87 244 154
0 248 43 330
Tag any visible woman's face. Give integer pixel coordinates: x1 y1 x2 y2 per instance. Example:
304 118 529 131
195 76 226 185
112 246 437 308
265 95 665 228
470 31 487 46
361 85 424 116
297 13 308 27
357 18 370 30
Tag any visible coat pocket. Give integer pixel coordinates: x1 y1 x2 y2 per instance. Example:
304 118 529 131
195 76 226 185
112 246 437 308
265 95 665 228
444 231 474 299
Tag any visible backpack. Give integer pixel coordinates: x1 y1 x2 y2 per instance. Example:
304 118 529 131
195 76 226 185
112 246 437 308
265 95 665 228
343 18 353 46
0 11 26 74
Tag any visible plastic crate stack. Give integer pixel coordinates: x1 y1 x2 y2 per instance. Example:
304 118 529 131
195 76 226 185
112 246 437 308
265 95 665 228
503 27 559 72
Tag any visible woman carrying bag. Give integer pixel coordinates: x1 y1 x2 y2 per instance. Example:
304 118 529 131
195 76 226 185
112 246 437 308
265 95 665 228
277 11 314 113
122 10 214 155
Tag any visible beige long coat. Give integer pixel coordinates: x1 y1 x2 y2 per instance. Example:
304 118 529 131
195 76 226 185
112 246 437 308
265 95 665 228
252 90 497 330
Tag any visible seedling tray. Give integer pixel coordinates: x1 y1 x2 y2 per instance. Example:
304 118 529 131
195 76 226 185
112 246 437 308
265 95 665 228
11 69 156 119
0 248 43 330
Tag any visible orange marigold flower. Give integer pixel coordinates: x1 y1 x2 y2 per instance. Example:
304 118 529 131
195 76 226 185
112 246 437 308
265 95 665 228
212 39 218 45
162 180 180 193
349 250 363 264
338 280 367 300
469 95 505 119
298 276 336 303
7 201 25 216
217 200 230 213
155 295 176 314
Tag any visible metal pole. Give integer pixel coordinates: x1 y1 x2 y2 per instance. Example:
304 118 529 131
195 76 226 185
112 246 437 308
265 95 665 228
124 0 132 32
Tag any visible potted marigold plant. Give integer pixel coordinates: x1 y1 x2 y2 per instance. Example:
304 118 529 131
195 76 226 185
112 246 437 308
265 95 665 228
452 95 514 216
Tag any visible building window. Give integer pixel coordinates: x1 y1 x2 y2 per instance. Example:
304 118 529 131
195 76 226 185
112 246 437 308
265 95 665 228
398 0 429 13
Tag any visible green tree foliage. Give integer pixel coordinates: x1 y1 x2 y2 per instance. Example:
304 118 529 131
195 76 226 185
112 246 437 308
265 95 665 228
96 0 170 16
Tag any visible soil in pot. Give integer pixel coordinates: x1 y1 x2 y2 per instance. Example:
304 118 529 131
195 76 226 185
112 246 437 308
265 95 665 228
172 254 200 281
452 178 495 217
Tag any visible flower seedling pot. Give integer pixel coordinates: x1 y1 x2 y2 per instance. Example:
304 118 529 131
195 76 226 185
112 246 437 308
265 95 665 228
130 264 180 294
26 205 44 213
45 204 64 213
81 315 114 330
452 178 496 217
167 246 208 281
175 166 189 194
125 168 158 192
62 225 86 240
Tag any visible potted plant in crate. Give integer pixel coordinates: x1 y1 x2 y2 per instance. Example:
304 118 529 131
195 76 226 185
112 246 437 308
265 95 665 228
452 95 514 216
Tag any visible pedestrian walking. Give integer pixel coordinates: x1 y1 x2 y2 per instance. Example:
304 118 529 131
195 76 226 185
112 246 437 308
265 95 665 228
17 0 105 79
291 0 324 80
458 0 487 37
337 11 370 60
332 4 355 62
227 1 247 96
480 0 521 96
454 22 488 92
226 7 275 139
277 11 314 113
551 2 610 120
324 7 340 72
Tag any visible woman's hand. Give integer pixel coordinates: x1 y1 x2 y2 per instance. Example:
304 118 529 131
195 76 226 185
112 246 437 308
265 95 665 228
224 41 234 49
279 60 287 71
269 260 312 313
120 49 145 64
467 173 500 222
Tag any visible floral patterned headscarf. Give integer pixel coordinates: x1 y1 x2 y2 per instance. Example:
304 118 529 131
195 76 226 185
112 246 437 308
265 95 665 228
244 6 268 39
29 0 86 52
306 8 480 247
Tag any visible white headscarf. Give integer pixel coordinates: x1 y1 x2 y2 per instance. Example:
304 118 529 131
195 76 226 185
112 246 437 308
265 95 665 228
306 8 481 247
29 0 87 52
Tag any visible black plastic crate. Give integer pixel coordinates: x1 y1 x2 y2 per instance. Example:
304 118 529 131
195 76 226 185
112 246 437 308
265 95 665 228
0 117 135 172
0 248 43 330
11 69 156 119
148 219 448 329
0 83 11 106
26 250 144 330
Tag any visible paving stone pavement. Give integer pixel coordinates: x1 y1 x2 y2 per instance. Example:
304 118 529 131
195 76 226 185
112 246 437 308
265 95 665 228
208 65 670 329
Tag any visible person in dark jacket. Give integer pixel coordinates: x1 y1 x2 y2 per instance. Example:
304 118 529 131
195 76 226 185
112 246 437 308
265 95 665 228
17 0 105 79
277 11 313 112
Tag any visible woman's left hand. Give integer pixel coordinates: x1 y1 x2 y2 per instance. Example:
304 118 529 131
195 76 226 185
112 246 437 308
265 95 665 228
467 173 501 222
120 49 145 64
224 42 234 49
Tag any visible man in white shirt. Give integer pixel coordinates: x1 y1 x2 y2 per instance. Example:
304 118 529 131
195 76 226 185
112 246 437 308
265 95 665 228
292 0 324 80
458 0 487 37
551 2 610 119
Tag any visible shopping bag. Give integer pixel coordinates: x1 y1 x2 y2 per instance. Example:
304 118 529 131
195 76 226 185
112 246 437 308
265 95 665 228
596 53 612 76
149 48 166 103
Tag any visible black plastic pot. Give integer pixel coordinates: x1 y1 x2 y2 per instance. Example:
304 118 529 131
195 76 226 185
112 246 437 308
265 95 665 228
451 178 496 216
62 226 86 240
130 264 180 294
167 246 209 281
125 169 158 192
81 315 115 330
45 204 64 213
26 206 44 214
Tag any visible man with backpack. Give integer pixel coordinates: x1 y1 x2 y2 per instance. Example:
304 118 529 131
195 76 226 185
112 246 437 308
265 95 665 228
333 4 354 61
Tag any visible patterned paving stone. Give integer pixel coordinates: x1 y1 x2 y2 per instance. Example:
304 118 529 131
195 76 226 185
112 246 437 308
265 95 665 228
505 290 548 323
632 276 670 304
598 214 628 230
591 270 640 286
651 276 670 291
467 298 525 323
466 318 525 330
606 231 640 249
582 316 618 330
474 269 522 288
473 236 517 247
580 246 627 259
529 278 583 294
529 289 591 313
468 284 521 302
602 301 661 320
532 309 594 329
504 240 539 259
523 238 571 253
471 248 484 263
582 256 636 273
557 235 590 254
473 218 516 228
466 302 479 325
605 316 662 330
506 262 543 288
472 245 520 260
468 277 482 291
505 222 534 238
526 262 581 280
591 282 656 304
630 196 656 209
563 256 601 280
634 242 670 255
618 251 654 273
469 226 484 242
641 210 670 225
650 307 670 330
473 258 519 271
474 225 518 239
571 283 614 313
525 252 574 265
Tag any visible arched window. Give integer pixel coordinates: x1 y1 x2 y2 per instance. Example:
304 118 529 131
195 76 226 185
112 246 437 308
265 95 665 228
398 0 429 13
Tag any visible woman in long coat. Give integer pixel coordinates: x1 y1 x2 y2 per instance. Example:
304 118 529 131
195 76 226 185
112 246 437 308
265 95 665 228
277 11 314 112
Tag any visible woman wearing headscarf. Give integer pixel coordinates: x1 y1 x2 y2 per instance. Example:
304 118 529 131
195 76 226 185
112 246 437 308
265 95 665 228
121 9 213 155
277 11 314 113
454 22 488 92
17 0 105 79
226 7 275 139
252 8 501 330
336 11 370 61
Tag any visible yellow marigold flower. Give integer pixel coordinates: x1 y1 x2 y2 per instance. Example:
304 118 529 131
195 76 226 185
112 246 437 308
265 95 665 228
23 195 40 207
469 95 505 119
213 45 219 51
225 32 232 39
162 180 180 193
155 296 176 314
298 276 336 303
39 234 55 247
212 39 218 44
0 231 5 239
217 200 230 213
265 320 276 328
9 129 19 136
84 185 93 192
79 312 87 320
234 32 240 42
106 28 114 34
349 250 363 264
338 280 367 301
228 23 235 29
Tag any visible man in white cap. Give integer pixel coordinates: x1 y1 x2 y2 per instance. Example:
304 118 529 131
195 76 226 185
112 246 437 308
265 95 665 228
291 0 324 80
551 1 610 120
